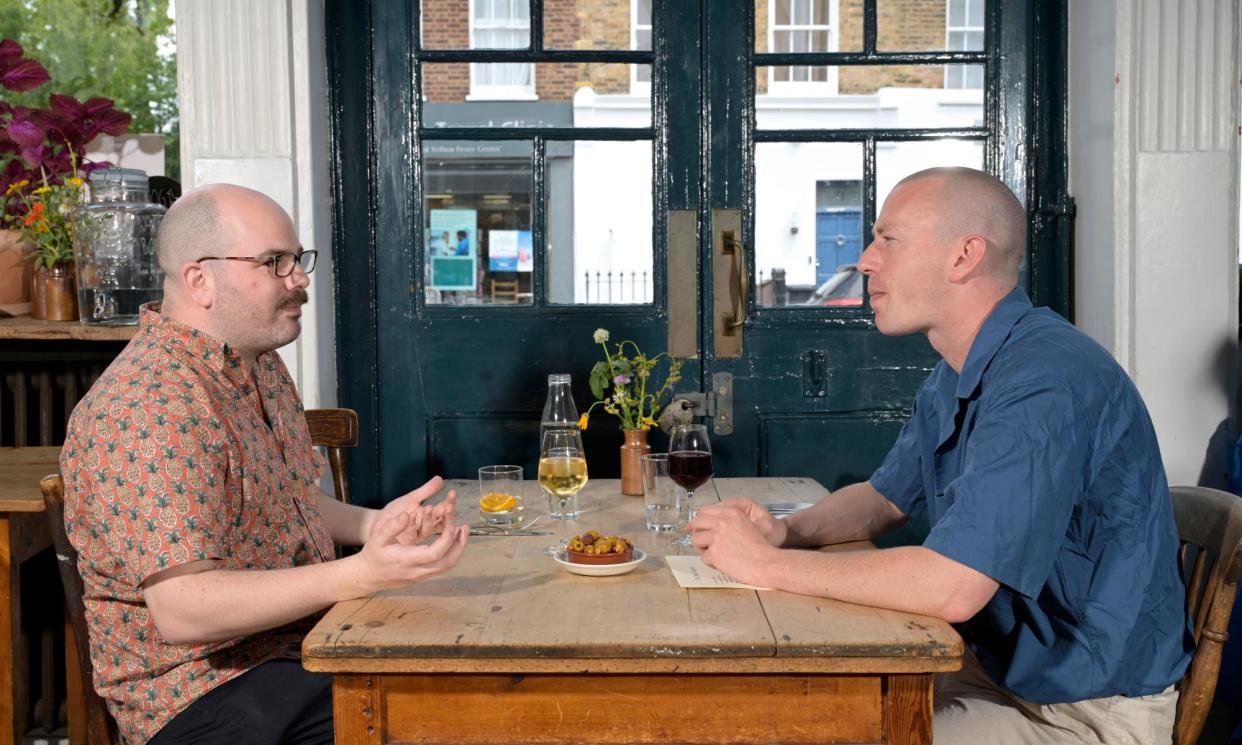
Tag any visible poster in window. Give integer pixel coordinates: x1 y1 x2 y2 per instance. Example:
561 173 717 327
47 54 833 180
488 230 533 272
429 209 477 290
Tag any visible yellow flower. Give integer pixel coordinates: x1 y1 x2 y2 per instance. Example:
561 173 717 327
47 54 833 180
641 416 657 428
31 186 50 195
66 177 84 186
577 414 590 430
5 180 29 196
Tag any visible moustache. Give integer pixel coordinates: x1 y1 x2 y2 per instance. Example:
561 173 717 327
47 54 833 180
279 289 309 309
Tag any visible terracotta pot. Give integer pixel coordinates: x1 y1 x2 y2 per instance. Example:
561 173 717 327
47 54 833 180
0 229 33 306
30 267 47 319
43 261 78 321
619 429 651 496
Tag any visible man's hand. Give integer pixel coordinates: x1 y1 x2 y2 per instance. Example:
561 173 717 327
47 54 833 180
353 494 469 594
703 498 789 547
689 502 782 587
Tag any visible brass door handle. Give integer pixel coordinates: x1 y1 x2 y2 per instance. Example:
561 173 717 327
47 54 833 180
723 233 747 330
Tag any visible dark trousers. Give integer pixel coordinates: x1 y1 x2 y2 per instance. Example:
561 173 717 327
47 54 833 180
148 659 333 745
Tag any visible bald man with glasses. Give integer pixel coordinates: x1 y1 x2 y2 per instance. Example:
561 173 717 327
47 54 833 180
60 184 470 745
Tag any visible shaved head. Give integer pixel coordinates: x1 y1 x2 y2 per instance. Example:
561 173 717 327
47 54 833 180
894 167 1027 279
156 184 289 275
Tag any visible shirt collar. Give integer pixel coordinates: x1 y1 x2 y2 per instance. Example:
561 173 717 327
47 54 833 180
138 302 251 391
953 287 1033 400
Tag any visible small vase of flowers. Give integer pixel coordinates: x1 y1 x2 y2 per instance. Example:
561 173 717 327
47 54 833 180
580 328 684 495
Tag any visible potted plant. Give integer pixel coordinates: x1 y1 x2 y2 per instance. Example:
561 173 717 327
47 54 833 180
0 39 131 319
580 328 684 495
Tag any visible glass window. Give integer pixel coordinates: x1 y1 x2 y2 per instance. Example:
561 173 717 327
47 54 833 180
755 142 863 308
633 0 653 89
422 140 533 306
757 65 984 130
945 0 985 88
546 140 654 305
471 0 534 99
767 0 838 92
423 63 651 127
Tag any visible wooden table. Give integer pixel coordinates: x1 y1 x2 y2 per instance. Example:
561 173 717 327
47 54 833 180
304 477 962 745
0 447 62 745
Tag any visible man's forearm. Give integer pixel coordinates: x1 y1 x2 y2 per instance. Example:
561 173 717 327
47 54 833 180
782 481 907 548
145 557 368 645
754 545 997 623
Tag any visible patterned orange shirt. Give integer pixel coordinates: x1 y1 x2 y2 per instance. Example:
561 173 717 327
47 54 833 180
60 304 334 745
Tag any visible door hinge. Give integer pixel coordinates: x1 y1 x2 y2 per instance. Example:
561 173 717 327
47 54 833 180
659 372 734 436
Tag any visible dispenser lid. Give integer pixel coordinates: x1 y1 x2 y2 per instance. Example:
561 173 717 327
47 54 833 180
89 167 149 188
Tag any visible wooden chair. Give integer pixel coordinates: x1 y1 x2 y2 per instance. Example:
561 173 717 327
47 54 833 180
1170 485 1242 745
490 279 521 304
40 474 116 745
305 407 359 504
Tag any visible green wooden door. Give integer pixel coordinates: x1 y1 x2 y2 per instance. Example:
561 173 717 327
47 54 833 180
327 0 1068 505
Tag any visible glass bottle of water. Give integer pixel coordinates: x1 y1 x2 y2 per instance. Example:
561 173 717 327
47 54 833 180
540 374 581 519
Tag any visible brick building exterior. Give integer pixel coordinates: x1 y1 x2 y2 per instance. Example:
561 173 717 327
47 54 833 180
421 0 955 104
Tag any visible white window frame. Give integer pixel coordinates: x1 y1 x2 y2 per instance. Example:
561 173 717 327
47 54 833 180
944 0 984 90
766 0 839 96
630 0 652 95
468 0 537 101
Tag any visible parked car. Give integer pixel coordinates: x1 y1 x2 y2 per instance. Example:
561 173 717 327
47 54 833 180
805 264 864 307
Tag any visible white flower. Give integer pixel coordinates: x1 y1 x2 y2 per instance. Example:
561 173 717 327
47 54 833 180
593 328 610 344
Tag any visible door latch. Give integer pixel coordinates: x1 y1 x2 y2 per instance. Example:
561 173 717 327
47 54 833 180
658 372 734 436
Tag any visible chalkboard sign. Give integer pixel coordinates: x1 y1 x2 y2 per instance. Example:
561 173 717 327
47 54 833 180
430 256 476 291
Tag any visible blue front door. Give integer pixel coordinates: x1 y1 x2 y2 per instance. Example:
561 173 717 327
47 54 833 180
815 209 863 284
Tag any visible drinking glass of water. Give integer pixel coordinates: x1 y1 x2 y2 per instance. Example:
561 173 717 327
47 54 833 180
641 454 679 533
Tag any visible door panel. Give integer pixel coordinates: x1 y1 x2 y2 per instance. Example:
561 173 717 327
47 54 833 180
327 0 1066 506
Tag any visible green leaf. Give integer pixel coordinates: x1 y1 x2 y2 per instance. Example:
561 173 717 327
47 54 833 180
589 361 609 400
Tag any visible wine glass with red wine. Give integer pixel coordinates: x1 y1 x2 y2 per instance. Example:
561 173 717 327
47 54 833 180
669 423 713 546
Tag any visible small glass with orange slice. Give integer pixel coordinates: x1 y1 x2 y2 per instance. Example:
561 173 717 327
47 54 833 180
478 465 524 524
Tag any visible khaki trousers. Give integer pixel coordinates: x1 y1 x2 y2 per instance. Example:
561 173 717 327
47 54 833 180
934 651 1178 744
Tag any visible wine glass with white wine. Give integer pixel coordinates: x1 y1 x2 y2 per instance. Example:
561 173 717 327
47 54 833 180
538 429 588 555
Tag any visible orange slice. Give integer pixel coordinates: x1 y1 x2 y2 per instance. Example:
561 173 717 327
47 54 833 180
480 492 518 513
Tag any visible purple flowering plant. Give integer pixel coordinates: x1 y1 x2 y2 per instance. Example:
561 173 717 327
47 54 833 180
1 39 132 216
581 328 684 431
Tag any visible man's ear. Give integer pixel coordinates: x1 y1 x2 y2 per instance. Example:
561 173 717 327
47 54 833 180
947 234 989 283
181 262 215 309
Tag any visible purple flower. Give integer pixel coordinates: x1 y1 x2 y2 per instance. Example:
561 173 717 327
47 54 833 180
614 374 631 386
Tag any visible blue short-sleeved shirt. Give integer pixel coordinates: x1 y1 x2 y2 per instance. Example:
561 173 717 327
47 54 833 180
870 289 1193 704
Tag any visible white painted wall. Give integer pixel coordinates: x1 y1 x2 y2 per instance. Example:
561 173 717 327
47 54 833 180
1071 0 1240 487
174 0 336 408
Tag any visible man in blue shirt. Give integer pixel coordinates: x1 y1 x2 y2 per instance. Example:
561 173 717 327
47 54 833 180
691 167 1193 743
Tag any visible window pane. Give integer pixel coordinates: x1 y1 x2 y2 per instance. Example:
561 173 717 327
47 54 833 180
546 141 654 305
811 30 829 51
875 139 986 209
757 64 984 116
776 0 791 26
755 142 865 308
968 0 984 27
636 28 652 51
421 0 469 49
422 63 651 124
544 0 651 51
758 0 858 54
423 140 533 306
813 0 830 25
878 0 986 51
948 0 966 27
793 0 809 25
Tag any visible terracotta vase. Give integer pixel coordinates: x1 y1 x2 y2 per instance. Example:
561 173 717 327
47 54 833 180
0 229 33 307
619 428 651 496
30 267 48 319
43 261 78 321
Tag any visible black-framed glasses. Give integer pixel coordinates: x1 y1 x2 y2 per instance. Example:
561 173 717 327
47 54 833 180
196 249 318 278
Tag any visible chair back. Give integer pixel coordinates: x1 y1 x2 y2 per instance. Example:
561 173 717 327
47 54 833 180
40 474 117 745
305 407 359 504
1170 485 1242 745
490 279 521 304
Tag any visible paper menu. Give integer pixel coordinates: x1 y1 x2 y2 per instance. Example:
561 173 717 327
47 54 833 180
665 555 770 590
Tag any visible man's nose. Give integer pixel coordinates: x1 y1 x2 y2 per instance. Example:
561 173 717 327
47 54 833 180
857 241 878 275
286 264 311 290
